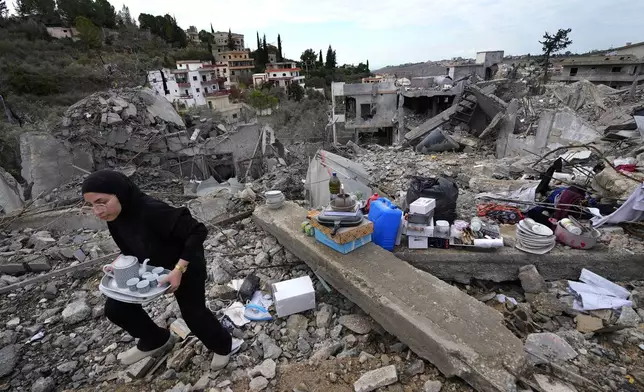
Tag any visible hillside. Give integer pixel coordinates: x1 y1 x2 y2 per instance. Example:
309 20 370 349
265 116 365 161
374 61 449 77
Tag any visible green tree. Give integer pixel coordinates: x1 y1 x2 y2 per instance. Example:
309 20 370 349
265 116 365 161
277 34 283 62
247 89 278 110
539 28 572 83
300 49 316 68
93 0 116 28
16 0 59 24
227 28 234 50
325 45 337 69
0 1 7 18
210 23 214 34
75 15 102 49
199 29 213 43
287 83 304 102
318 50 323 67
116 4 135 26
262 34 268 65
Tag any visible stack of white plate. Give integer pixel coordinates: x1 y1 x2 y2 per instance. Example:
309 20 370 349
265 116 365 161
515 218 555 254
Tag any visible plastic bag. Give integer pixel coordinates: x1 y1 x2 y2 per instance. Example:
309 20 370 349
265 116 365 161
406 176 459 222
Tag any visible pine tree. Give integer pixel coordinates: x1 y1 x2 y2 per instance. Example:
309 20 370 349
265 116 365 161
366 59 370 72
0 0 7 18
325 45 336 69
256 31 261 51
318 50 323 67
227 28 235 50
262 34 268 65
211 23 214 35
277 34 283 62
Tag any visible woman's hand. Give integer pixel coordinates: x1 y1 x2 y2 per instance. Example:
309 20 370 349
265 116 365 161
160 269 182 293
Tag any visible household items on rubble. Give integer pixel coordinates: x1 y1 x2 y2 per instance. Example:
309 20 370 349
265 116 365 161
264 190 285 210
368 198 403 251
308 210 373 254
568 269 632 311
271 276 315 318
405 176 459 223
514 218 556 255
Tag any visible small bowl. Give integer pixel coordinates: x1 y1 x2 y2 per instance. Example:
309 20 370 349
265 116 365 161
265 190 284 202
147 273 159 288
136 280 150 294
151 267 165 275
141 272 153 280
126 278 140 292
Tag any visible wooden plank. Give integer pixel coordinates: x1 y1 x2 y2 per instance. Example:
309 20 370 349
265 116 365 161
0 253 119 295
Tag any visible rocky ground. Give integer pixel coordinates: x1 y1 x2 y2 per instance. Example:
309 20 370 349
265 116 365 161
2 138 644 391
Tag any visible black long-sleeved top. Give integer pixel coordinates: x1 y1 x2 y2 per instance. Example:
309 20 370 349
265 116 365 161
107 195 208 271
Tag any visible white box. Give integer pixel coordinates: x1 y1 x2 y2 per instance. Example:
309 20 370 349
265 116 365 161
408 235 429 249
407 224 434 238
410 198 436 215
271 276 316 317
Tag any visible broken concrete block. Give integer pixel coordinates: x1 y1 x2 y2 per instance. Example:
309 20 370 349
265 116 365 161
126 357 154 379
574 315 603 333
23 254 50 273
518 265 546 293
29 231 56 251
170 319 191 340
20 132 77 197
248 358 276 379
524 333 577 364
0 167 23 215
253 202 526 392
354 365 398 392
106 112 122 125
124 104 137 118
617 307 642 327
0 258 24 275
338 314 372 335
533 374 577 392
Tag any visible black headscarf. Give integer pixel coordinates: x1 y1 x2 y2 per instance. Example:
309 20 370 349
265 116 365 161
82 170 144 214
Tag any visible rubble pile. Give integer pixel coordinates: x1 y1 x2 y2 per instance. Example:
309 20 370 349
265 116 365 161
0 217 463 392
465 266 644 392
0 228 117 278
56 87 187 170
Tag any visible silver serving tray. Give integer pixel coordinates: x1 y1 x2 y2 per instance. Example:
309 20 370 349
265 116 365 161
99 265 171 301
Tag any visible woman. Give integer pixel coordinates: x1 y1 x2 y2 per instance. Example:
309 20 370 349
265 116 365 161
82 170 233 370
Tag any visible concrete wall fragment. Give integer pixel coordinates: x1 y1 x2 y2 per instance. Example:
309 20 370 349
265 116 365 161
0 167 23 215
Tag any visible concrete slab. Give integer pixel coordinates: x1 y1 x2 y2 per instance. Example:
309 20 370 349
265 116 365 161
394 245 644 284
20 132 79 196
253 202 525 392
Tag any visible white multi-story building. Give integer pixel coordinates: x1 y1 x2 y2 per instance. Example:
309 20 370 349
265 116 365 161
253 61 305 89
148 60 225 108
212 51 255 87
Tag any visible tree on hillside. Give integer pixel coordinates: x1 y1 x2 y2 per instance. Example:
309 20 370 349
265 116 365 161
300 49 317 68
318 50 323 67
199 30 213 43
0 1 7 18
539 28 572 83
116 4 135 27
277 34 283 62
287 83 304 102
75 15 102 48
325 45 336 69
210 23 214 34
227 28 234 50
138 13 187 47
262 34 268 64
256 31 260 51
16 0 59 24
93 0 116 28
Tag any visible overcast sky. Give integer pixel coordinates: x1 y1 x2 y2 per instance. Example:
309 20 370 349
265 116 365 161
14 0 644 68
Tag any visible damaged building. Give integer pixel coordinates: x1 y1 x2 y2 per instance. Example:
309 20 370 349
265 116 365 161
551 55 644 87
331 81 399 144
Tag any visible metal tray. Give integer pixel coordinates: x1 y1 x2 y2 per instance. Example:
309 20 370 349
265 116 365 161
99 265 171 301
98 285 161 305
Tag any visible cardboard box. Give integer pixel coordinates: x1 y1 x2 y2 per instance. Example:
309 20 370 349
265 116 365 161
308 210 374 245
410 198 436 215
408 235 429 249
271 276 316 317
314 228 371 254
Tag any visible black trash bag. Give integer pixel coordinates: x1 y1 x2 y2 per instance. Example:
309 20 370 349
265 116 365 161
406 176 459 223
238 274 260 302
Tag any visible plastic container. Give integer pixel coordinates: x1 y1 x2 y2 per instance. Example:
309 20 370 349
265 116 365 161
368 198 403 251
470 217 483 232
435 220 450 239
365 193 379 213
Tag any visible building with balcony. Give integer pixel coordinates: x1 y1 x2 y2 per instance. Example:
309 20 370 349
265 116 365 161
147 60 225 108
213 31 245 54
211 50 255 87
550 55 644 87
253 61 306 89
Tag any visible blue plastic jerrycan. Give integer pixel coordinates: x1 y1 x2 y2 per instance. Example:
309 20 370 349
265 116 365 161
368 197 403 251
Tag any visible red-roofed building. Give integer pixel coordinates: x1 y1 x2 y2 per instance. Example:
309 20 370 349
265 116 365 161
254 61 306 88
